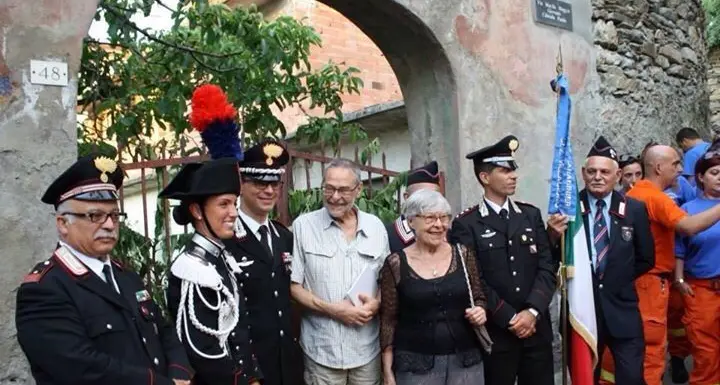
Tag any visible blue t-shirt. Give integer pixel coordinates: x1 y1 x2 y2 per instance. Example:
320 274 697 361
682 141 710 179
675 197 720 278
664 176 697 206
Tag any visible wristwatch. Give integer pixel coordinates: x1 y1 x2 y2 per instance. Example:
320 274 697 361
528 308 539 318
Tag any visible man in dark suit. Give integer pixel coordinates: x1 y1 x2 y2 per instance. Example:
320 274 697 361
548 136 655 385
223 140 302 385
385 160 442 253
15 155 193 385
449 135 557 385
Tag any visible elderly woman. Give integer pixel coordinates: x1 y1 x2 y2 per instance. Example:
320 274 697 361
380 189 488 385
160 158 261 385
674 149 720 385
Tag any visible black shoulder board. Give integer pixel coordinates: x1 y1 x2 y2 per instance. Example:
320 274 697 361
455 204 479 219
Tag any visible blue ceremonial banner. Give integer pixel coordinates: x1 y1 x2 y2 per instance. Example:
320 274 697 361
547 74 577 218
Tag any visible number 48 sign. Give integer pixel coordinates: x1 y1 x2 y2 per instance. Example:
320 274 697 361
30 60 69 87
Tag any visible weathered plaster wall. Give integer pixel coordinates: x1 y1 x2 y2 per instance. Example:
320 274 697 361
0 1 99 383
322 0 707 212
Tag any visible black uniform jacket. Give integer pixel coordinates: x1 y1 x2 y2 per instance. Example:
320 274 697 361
563 190 654 339
224 218 302 385
385 215 416 254
449 198 558 351
15 244 193 385
166 233 261 385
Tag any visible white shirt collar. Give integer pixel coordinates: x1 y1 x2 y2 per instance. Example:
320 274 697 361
58 241 116 286
484 198 510 215
238 207 269 238
588 192 612 211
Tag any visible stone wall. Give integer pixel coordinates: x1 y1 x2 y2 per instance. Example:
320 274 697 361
592 0 710 151
708 47 720 130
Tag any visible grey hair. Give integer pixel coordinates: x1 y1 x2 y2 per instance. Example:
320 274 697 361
56 200 75 224
324 158 362 184
402 189 452 219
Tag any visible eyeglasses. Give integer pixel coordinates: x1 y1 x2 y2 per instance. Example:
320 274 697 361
415 214 451 225
245 179 284 190
322 183 359 197
61 211 127 224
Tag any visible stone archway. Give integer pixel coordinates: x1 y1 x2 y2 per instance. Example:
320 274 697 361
320 0 462 208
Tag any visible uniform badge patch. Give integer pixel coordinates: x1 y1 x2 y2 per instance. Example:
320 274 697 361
530 245 537 254
282 252 293 274
621 226 633 241
481 231 497 239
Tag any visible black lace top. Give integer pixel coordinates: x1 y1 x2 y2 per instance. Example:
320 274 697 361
379 244 487 373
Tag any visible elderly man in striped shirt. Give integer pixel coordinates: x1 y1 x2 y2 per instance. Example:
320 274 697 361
290 159 390 385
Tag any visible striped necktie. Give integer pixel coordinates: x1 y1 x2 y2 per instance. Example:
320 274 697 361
593 199 610 277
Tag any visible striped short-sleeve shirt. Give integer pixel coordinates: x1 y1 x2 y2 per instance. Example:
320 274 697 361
291 207 390 369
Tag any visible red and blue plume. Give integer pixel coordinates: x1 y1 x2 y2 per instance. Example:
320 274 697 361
189 84 244 161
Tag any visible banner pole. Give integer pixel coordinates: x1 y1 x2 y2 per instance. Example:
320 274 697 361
561 232 569 385
554 42 569 385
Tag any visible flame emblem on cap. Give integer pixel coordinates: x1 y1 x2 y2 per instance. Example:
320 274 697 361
263 143 284 166
94 156 117 183
509 139 519 152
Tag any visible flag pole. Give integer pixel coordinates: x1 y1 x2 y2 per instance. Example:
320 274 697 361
555 43 570 385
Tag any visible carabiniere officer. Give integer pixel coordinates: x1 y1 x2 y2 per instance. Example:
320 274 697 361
449 135 557 385
16 155 193 385
223 140 303 385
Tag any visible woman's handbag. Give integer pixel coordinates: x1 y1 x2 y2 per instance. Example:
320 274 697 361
456 244 493 355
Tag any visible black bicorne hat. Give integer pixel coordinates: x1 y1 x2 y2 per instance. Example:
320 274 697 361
158 158 241 225
465 135 520 170
407 161 440 186
42 155 124 207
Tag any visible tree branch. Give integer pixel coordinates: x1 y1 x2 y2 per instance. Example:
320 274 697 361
100 1 247 59
155 0 186 17
85 38 170 67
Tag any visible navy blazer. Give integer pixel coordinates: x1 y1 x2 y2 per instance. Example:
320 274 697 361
576 190 655 339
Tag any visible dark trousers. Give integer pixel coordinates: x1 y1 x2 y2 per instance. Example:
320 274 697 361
484 342 555 385
595 331 645 385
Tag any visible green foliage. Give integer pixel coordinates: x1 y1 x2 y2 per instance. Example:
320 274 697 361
704 0 720 48
80 1 402 308
79 0 363 161
356 172 407 223
288 188 324 219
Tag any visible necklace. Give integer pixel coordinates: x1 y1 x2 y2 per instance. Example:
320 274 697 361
432 266 438 277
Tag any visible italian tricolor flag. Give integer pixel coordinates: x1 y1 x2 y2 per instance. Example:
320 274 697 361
547 73 598 385
565 186 598 384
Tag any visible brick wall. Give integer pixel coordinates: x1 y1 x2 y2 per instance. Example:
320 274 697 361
270 0 403 132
